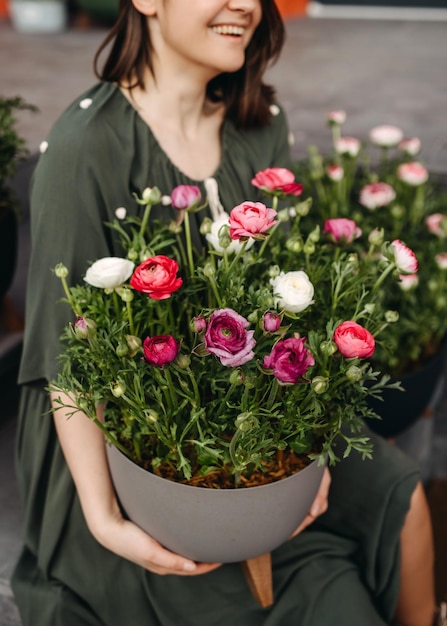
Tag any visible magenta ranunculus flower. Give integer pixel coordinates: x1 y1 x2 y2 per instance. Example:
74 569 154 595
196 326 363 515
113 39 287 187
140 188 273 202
397 162 429 186
229 201 277 240
334 136 361 157
170 185 201 211
251 168 304 197
324 218 362 244
359 182 396 210
263 337 315 384
262 312 281 333
334 321 375 359
143 335 179 366
130 255 183 300
204 308 256 367
391 239 418 274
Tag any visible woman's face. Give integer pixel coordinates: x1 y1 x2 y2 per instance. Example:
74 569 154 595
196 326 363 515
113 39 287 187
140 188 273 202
148 0 262 78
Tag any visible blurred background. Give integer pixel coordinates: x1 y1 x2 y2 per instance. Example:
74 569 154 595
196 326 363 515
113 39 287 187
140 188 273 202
1 1 447 624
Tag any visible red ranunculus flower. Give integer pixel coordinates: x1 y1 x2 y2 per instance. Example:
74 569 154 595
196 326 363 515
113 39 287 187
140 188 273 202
333 321 375 359
228 202 277 240
130 255 182 300
143 335 179 366
263 337 315 383
204 308 256 367
251 167 304 197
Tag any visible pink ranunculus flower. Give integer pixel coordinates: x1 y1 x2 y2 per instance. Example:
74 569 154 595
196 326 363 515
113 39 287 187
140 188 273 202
334 136 361 157
251 168 304 197
398 273 419 291
359 182 396 210
425 213 447 238
334 321 375 359
435 253 447 270
228 201 277 240
204 308 256 367
326 110 346 125
398 137 421 156
143 335 179 366
130 255 183 300
170 185 201 211
397 162 429 186
84 257 135 289
391 239 418 274
206 212 255 253
369 124 404 148
326 164 344 181
324 218 362 244
264 336 315 384
262 312 281 333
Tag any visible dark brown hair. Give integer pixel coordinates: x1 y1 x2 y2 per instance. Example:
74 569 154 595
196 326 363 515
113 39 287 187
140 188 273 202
94 0 285 129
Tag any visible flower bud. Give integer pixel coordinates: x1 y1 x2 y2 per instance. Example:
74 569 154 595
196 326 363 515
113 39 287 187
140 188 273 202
55 263 69 278
117 287 134 302
277 208 290 222
303 240 316 255
191 316 207 334
175 353 191 369
243 373 257 390
346 366 362 382
346 253 359 267
320 339 337 355
115 207 127 220
364 303 376 315
295 197 312 217
111 381 126 397
268 264 280 278
142 186 162 204
168 220 183 234
200 217 213 236
116 341 129 357
202 262 215 278
144 409 159 423
125 334 142 353
71 316 95 340
127 249 139 262
229 368 245 386
262 312 281 333
218 227 232 250
247 311 259 324
385 310 399 323
235 412 258 432
285 236 302 253
312 376 329 394
368 228 384 247
390 204 405 220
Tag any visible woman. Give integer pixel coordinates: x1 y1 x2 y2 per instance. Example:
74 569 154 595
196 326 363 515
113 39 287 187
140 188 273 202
11 1 435 624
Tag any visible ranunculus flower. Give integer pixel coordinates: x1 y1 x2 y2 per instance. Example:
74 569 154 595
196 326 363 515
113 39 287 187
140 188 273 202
271 270 315 314
251 168 304 197
391 239 418 274
334 136 361 157
206 212 254 253
191 316 207 333
397 162 429 186
369 125 404 148
130 255 182 300
334 321 375 359
72 316 96 339
324 218 362 244
326 164 344 181
435 253 447 270
84 257 135 289
143 335 179 366
399 273 419 290
326 110 346 125
425 213 447 238
398 137 421 156
262 312 281 333
263 337 315 383
204 308 256 367
359 182 396 210
229 201 277 240
171 185 201 211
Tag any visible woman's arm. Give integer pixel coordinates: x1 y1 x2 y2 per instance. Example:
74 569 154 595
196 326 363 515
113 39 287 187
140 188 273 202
51 390 221 576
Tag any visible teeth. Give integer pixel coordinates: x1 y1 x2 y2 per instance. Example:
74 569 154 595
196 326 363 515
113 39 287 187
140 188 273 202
212 25 244 36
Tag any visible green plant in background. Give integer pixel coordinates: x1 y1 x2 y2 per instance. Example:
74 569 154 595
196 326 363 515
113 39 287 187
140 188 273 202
294 112 447 379
0 96 37 217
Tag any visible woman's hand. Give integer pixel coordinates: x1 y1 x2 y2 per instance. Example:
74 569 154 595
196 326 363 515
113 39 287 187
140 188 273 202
289 467 331 538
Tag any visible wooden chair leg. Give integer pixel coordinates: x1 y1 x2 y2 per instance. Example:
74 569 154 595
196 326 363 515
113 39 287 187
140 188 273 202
242 552 274 608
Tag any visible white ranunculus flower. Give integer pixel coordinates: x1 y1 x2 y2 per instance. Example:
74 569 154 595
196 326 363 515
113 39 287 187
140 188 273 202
369 124 403 148
271 270 315 314
206 212 254 254
84 257 135 289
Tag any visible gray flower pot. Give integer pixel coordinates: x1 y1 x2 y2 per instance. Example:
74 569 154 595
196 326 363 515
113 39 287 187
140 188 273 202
107 444 325 563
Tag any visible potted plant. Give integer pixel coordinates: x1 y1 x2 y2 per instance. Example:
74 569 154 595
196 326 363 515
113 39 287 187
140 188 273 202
50 171 409 603
0 96 36 302
294 111 447 437
8 0 68 33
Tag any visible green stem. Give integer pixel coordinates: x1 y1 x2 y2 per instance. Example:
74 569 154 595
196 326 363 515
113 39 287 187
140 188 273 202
139 203 152 238
184 211 195 278
126 300 135 336
60 276 82 316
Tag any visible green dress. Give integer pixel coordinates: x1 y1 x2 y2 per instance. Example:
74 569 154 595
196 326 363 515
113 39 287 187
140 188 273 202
11 82 419 626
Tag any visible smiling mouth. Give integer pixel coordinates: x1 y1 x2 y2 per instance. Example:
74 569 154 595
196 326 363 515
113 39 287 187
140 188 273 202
211 25 245 36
